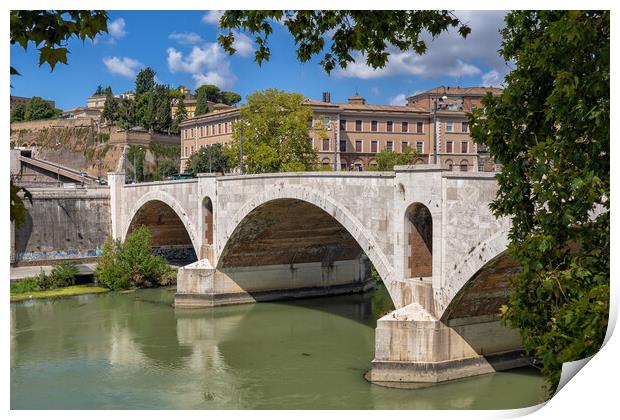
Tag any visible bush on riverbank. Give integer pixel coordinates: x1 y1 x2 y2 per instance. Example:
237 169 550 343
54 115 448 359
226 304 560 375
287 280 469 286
95 227 175 290
10 262 79 294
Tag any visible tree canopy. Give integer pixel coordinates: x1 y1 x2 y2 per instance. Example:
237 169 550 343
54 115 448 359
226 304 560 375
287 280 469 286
135 67 156 96
186 144 230 175
371 147 418 171
226 89 317 173
194 87 211 116
194 84 243 116
218 11 469 73
10 10 108 74
11 97 61 122
469 10 609 394
172 96 188 133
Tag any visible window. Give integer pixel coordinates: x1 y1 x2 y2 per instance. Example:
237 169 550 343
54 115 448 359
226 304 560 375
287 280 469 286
446 121 453 132
402 122 408 133
461 141 468 153
416 141 423 153
371 140 378 153
386 141 393 152
339 140 347 152
387 121 393 132
340 119 346 130
184 147 188 157
460 160 469 172
191 146 194 154
462 121 468 133
355 140 363 153
371 120 378 132
190 128 194 137
401 141 409 151
322 138 330 151
355 120 362 131
446 141 453 153
417 122 423 133
218 123 222 134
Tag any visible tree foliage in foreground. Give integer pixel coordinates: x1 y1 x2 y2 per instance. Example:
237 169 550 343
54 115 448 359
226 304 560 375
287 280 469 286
218 11 470 73
226 89 317 173
10 10 108 74
469 10 609 394
10 10 109 225
95 227 174 290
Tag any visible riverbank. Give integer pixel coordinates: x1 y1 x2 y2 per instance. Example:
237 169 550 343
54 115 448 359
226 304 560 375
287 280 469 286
10 262 97 282
10 284 110 302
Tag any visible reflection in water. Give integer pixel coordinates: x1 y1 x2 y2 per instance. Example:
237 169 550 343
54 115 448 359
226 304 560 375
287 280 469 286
10 286 547 409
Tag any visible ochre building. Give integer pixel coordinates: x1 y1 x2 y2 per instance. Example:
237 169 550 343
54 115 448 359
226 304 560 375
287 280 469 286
179 86 502 172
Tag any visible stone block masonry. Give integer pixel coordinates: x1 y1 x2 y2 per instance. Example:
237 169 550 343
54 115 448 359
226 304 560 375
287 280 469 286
12 187 111 263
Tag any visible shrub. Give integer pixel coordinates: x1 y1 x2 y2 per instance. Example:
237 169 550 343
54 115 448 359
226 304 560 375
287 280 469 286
48 262 79 288
10 276 41 294
10 262 78 294
95 227 174 290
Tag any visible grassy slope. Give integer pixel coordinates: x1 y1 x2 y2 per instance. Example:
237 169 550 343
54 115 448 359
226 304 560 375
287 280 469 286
10 285 110 302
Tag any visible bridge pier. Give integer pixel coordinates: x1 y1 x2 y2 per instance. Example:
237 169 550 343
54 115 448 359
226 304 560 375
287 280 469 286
175 256 374 308
366 303 529 384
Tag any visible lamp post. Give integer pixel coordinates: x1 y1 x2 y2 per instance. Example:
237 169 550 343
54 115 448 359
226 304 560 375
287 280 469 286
239 125 244 175
322 116 337 171
332 122 337 171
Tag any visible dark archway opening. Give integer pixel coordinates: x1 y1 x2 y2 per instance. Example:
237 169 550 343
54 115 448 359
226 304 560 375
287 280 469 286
405 203 433 278
203 197 213 245
127 200 197 264
217 198 392 312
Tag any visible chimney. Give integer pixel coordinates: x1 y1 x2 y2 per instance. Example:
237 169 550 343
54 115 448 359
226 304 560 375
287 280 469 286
347 90 366 105
322 91 331 103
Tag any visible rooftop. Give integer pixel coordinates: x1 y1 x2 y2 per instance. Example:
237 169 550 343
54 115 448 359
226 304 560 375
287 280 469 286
408 86 503 100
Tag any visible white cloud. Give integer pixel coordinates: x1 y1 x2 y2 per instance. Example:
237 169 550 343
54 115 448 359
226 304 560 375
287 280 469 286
202 10 224 25
103 56 142 78
92 17 127 45
335 11 509 84
388 93 407 106
232 32 254 57
169 32 203 45
108 18 127 40
482 69 505 87
167 43 236 89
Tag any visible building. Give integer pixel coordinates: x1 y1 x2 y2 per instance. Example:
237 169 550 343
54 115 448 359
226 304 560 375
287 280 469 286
407 86 503 172
171 86 233 119
10 95 55 111
179 86 502 172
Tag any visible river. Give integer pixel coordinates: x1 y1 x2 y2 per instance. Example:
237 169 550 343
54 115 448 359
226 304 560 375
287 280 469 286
10 286 547 409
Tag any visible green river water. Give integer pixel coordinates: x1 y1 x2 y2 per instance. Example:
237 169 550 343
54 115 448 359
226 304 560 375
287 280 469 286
10 287 548 409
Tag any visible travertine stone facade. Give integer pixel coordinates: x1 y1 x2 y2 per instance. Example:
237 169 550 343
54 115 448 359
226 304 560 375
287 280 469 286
110 166 522 384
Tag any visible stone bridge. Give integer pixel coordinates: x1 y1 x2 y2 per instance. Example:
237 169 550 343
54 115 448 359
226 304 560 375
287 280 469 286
108 165 526 384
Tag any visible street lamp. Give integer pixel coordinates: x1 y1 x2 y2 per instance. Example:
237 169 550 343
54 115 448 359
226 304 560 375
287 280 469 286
239 123 244 175
322 116 337 171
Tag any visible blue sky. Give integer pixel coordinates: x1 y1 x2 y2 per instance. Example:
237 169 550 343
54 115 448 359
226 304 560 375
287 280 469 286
10 10 510 110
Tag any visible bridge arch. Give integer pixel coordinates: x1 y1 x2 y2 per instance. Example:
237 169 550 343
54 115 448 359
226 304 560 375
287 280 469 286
217 185 393 296
436 230 513 318
123 190 200 259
